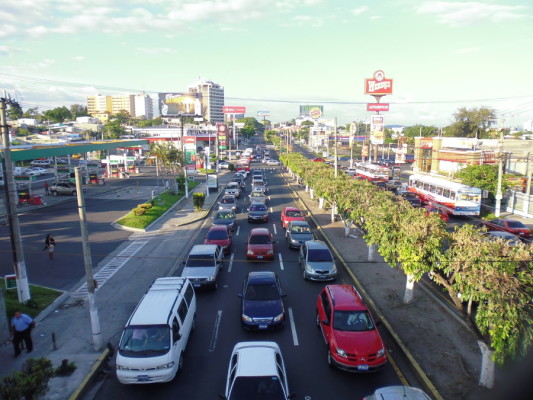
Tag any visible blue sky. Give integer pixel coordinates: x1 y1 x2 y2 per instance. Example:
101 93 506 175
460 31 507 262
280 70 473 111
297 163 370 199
1 0 532 128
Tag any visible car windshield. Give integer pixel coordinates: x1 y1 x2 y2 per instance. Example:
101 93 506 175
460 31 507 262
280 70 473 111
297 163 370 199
286 210 302 217
307 248 333 262
249 234 271 245
186 255 215 267
207 229 228 240
290 225 311 234
229 376 285 400
333 311 374 332
118 325 170 357
507 221 526 228
221 198 235 204
250 205 267 212
251 192 263 197
216 212 234 220
245 282 280 301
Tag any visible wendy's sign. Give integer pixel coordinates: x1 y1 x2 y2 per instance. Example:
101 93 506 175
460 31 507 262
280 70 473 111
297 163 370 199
364 70 393 96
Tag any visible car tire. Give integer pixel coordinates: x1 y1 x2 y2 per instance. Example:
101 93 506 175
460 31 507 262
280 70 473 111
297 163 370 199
316 312 321 327
327 350 335 369
71 191 77 196
51 191 58 196
303 270 307 280
177 352 184 373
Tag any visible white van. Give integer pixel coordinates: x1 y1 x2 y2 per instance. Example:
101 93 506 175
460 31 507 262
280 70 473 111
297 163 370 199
116 277 196 384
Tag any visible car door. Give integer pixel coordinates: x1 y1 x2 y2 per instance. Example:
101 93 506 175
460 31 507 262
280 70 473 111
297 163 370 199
318 291 333 344
299 244 306 270
176 299 192 347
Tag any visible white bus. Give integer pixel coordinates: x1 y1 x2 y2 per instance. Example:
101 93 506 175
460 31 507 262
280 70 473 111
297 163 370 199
355 163 390 182
408 174 482 216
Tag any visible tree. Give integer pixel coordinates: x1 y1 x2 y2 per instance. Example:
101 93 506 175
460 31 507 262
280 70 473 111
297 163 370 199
448 107 497 138
23 107 40 119
103 119 126 139
6 102 23 120
239 126 255 140
0 358 55 400
402 125 439 139
193 192 205 210
43 106 71 123
455 164 510 200
69 104 88 119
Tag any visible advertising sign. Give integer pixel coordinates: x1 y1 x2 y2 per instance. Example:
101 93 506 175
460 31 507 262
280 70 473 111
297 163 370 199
349 122 357 135
158 92 203 116
5 274 17 290
367 103 390 112
362 145 369 157
370 115 385 145
300 105 324 118
364 70 393 96
223 106 246 114
257 111 270 117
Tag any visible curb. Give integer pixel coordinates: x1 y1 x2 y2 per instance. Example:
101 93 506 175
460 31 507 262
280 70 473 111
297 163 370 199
68 348 110 400
284 172 444 400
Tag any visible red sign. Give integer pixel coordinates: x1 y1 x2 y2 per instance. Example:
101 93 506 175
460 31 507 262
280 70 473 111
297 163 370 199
223 106 246 114
367 103 390 112
364 70 393 96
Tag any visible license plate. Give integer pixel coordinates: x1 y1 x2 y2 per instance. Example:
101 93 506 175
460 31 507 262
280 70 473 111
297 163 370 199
357 365 369 371
259 325 267 329
257 256 263 259
193 283 201 288
137 375 150 382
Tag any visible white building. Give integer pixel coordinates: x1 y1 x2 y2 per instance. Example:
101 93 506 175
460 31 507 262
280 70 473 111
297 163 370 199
188 79 224 124
134 92 154 119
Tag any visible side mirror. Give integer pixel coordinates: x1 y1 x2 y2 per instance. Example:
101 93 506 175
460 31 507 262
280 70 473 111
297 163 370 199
322 319 330 326
237 293 243 298
182 261 186 265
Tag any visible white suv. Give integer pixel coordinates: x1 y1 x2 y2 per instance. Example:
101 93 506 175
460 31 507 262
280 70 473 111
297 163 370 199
221 342 294 400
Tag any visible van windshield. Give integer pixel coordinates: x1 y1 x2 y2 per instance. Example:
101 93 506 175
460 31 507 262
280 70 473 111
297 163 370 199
186 255 215 267
118 325 170 357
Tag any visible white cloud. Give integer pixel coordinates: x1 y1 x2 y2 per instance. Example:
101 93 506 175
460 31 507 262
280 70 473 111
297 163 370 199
351 6 368 16
293 15 324 27
73 56 86 61
0 46 27 56
136 47 177 55
36 58 56 69
416 1 528 27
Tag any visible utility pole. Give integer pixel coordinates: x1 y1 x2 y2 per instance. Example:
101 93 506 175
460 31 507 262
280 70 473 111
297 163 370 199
334 117 338 178
0 97 31 302
494 126 505 217
74 167 103 351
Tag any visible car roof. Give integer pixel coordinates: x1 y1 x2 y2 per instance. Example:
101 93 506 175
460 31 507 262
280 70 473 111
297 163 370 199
247 271 277 284
189 244 219 255
326 285 366 311
209 225 228 231
306 240 329 249
288 220 309 227
233 342 280 377
283 207 301 212
488 231 518 238
250 227 271 236
368 386 432 400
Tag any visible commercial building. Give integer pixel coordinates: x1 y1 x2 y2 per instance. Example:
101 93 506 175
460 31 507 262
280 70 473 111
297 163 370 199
87 93 154 122
188 79 225 124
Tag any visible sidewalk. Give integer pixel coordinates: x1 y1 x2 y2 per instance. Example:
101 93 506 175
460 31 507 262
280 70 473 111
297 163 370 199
0 172 232 400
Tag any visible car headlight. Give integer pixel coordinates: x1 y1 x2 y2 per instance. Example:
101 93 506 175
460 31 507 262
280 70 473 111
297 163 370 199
247 249 254 255
155 362 175 370
273 313 284 322
242 314 253 322
335 347 348 358
207 275 216 282
305 264 315 273
377 347 385 358
267 249 274 254
331 265 337 273
116 364 130 371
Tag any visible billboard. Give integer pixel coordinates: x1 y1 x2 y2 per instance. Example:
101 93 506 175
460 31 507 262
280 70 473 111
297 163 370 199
223 106 246 114
370 115 385 145
158 92 203 116
300 105 323 118
364 70 393 96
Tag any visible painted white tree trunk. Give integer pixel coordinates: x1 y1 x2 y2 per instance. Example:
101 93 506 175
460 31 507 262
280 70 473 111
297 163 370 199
403 274 415 304
305 184 309 192
344 220 351 237
310 188 314 199
331 204 336 223
368 244 376 262
319 198 325 209
478 341 495 388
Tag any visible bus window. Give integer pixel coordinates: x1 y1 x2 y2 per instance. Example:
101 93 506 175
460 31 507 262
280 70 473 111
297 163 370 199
436 187 443 196
443 189 451 199
423 183 430 191
450 191 456 200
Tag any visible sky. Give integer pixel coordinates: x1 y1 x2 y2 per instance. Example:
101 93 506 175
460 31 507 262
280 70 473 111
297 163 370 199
1 0 533 129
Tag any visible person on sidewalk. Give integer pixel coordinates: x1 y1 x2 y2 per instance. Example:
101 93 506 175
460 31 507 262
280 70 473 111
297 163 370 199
43 233 56 260
10 311 35 357
43 181 50 195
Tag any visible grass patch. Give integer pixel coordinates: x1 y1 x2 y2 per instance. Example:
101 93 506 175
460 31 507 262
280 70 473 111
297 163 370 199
1 278 63 321
116 181 199 229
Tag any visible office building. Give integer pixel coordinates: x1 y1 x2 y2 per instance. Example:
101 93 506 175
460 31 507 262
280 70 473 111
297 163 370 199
188 79 225 124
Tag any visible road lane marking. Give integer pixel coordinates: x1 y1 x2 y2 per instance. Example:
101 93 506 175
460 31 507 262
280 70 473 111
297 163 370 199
288 307 299 346
273 223 277 235
228 253 235 273
236 226 240 236
209 310 223 352
278 253 284 270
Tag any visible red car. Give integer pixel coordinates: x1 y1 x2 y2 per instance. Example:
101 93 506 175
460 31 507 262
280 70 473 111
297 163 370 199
316 285 387 372
246 228 275 260
312 157 325 162
204 225 232 255
281 207 306 229
424 205 449 222
479 218 531 238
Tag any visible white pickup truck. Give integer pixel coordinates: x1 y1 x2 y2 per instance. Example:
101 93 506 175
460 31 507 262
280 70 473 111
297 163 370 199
224 182 241 198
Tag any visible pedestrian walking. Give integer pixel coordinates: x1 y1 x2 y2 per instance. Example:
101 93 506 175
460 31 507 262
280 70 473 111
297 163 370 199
10 311 35 357
43 181 49 195
43 233 56 260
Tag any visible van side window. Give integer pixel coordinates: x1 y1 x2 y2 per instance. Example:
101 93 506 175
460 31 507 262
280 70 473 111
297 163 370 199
320 292 331 322
184 283 194 306
177 300 188 323
172 317 180 343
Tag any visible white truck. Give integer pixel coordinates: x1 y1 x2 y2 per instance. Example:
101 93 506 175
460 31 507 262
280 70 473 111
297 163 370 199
207 174 219 192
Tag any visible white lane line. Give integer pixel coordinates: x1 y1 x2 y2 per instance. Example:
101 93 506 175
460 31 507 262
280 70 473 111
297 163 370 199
278 253 284 270
228 253 235 273
236 226 240 237
288 307 299 346
209 310 223 352
273 223 277 235
270 206 273 213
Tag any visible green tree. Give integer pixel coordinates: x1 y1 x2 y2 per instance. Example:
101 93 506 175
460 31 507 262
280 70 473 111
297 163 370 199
193 192 206 210
6 101 23 120
103 119 126 139
448 106 497 138
69 104 88 119
402 125 439 139
455 164 510 200
239 126 255 140
0 358 55 400
43 106 71 123
23 107 41 119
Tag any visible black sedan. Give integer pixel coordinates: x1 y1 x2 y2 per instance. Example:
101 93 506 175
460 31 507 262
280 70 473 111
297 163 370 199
212 209 237 231
247 203 269 223
238 271 286 330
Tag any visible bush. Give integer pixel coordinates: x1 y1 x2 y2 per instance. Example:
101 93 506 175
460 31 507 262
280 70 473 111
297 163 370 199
193 192 205 210
133 207 147 216
0 358 55 400
138 203 153 209
55 359 77 377
228 163 235 171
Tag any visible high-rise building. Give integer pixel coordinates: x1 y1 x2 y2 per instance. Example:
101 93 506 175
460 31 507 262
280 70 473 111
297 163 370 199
188 79 224 124
87 93 154 119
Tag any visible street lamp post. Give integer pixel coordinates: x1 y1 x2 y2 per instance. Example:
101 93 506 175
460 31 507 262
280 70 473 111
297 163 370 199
494 128 505 217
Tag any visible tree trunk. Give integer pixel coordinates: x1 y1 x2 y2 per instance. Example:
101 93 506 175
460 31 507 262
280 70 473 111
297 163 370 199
368 244 376 262
403 274 415 304
305 184 309 192
319 197 324 209
331 203 335 223
310 188 314 199
478 341 495 388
